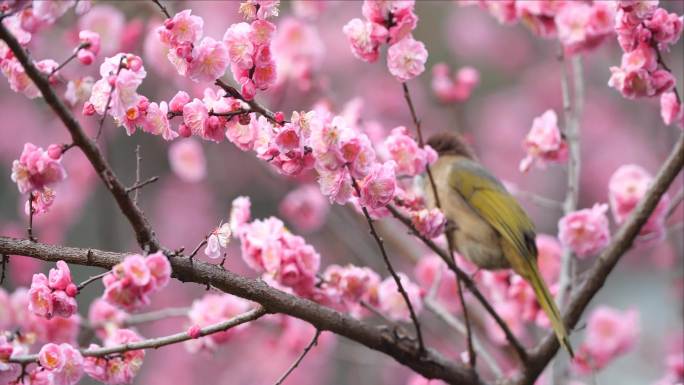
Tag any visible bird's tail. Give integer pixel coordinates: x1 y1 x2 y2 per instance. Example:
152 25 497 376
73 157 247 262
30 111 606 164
525 262 575 358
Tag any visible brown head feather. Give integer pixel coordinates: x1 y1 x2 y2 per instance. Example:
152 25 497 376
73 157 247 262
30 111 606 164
426 132 476 159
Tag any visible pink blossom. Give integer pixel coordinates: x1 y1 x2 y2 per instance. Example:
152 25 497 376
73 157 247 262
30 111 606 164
84 329 144 384
558 203 611 258
660 91 683 126
321 264 380 315
519 110 568 172
39 343 65 371
279 184 330 233
645 8 683 48
51 290 77 319
387 36 428 82
224 22 256 70
29 273 54 318
573 306 640 374
239 0 280 21
188 36 229 83
185 294 252 352
608 164 670 237
169 91 191 113
384 126 437 176
377 273 423 321
78 29 101 62
431 63 480 103
226 116 258 151
240 217 287 273
359 161 397 210
230 196 252 235
64 77 94 108
205 223 232 259
87 298 127 337
168 139 207 183
342 18 385 63
48 260 72 291
162 9 203 46
410 208 446 239
275 233 320 294
102 253 171 311
555 2 615 55
182 98 209 137
1 58 58 99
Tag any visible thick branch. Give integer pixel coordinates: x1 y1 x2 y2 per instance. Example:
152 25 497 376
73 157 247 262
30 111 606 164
0 236 484 385
515 133 684 385
10 307 266 364
0 23 160 252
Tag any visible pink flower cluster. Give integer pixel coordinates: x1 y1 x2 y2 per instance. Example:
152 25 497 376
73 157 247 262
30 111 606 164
555 2 615 55
572 306 640 374
239 0 280 21
519 110 568 173
10 143 66 214
86 53 177 140
431 63 480 103
0 53 58 99
28 261 78 320
223 18 278 99
609 164 670 239
239 215 320 297
37 343 84 385
184 293 253 352
156 10 228 83
383 126 437 177
76 30 101 65
102 252 171 311
343 1 428 81
84 329 145 384
2 287 81 346
609 2 682 100
410 208 446 239
320 264 381 317
170 88 250 143
558 203 611 258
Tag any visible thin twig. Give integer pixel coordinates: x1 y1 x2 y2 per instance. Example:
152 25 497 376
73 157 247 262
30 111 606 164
215 79 286 126
126 176 159 194
273 329 321 385
188 237 209 260
87 307 190 329
402 81 476 367
151 0 172 19
425 298 503 378
49 42 90 77
348 172 426 354
387 204 529 363
77 270 110 291
134 145 141 203
10 307 266 365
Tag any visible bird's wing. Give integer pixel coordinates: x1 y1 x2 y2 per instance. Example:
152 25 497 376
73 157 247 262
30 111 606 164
448 159 537 260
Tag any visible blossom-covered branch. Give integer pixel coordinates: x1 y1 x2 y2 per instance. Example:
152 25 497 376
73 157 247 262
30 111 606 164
0 236 483 385
0 22 161 252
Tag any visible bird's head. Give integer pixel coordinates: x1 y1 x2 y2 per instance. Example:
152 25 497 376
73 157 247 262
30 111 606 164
426 132 476 160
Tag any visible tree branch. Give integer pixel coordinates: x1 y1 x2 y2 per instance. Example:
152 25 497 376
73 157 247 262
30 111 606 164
0 22 161 252
0 236 484 385
515 133 684 385
9 307 266 365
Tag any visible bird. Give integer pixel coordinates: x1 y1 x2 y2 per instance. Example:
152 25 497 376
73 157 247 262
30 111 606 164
424 132 574 358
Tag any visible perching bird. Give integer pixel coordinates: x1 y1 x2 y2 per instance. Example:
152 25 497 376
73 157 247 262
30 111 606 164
425 132 574 358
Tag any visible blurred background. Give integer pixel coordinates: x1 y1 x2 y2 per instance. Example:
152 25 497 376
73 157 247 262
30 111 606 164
1 1 682 384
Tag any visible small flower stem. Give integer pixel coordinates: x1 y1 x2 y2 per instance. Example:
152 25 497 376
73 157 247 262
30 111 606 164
96 55 126 141
188 237 208 260
49 42 91 77
133 145 142 204
27 194 36 242
402 81 476 368
77 270 110 292
273 329 321 385
348 171 426 355
125 177 159 194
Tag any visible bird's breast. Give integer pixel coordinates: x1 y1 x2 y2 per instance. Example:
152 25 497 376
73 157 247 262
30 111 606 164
426 158 510 270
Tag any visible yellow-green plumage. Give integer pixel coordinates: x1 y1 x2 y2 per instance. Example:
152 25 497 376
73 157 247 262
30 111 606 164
426 150 574 358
